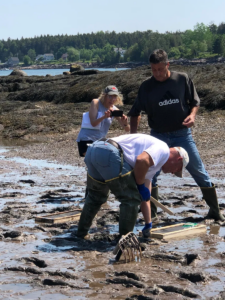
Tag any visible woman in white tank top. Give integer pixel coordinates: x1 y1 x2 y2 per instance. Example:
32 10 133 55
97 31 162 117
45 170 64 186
77 85 130 157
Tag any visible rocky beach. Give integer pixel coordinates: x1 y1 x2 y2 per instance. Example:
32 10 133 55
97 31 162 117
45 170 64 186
0 65 225 299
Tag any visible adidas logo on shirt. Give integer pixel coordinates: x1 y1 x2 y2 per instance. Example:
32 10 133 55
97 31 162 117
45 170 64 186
159 99 179 106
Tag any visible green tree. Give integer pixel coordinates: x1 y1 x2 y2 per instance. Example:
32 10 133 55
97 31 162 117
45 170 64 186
27 49 36 61
55 47 67 59
168 47 181 59
198 41 208 52
23 55 31 65
208 22 217 34
217 22 225 34
213 36 225 55
67 47 80 61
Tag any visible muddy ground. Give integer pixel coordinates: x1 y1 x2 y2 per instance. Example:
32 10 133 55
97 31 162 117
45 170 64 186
0 102 225 300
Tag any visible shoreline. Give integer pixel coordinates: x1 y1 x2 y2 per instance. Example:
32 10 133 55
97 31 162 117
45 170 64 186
1 56 225 71
0 62 144 71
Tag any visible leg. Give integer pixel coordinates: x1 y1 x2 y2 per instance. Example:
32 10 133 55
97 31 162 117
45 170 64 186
77 175 109 237
77 144 110 238
150 130 170 218
169 129 224 220
107 171 142 235
200 184 224 221
150 185 159 220
168 129 211 187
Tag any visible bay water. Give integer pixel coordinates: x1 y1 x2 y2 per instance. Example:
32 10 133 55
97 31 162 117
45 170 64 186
0 67 129 77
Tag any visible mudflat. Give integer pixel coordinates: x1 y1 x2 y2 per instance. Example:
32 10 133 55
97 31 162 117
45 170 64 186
0 68 225 299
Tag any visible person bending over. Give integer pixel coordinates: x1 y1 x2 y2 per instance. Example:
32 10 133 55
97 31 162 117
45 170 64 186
77 133 189 239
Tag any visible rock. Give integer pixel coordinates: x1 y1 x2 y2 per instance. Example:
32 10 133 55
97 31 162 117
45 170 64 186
22 257 47 268
158 284 199 298
179 271 207 283
185 253 201 265
42 279 69 286
9 69 27 76
71 69 99 76
106 277 147 289
63 71 71 75
70 64 84 72
3 231 22 238
0 124 4 131
46 74 52 77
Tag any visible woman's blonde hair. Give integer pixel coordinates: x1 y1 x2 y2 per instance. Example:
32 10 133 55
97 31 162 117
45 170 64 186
98 92 123 106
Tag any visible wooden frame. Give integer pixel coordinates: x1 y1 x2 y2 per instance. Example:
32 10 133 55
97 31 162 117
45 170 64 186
35 209 82 224
150 223 207 239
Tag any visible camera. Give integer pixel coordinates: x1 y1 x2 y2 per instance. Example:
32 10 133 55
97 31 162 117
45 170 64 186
110 110 123 117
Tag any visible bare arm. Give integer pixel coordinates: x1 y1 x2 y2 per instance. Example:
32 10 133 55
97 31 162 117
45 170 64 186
182 106 199 128
130 115 141 133
115 114 130 132
89 99 111 127
134 152 154 185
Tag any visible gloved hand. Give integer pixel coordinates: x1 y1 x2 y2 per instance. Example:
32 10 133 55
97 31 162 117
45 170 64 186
142 222 152 238
137 183 151 201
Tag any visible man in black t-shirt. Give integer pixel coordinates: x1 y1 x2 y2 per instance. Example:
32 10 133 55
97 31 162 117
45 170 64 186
128 49 224 221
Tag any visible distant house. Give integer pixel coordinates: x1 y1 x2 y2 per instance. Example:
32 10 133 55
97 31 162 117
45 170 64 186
43 53 54 61
61 53 68 61
35 53 54 62
7 57 19 66
36 54 44 61
114 48 126 57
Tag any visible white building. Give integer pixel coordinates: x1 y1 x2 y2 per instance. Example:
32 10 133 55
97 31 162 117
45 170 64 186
36 54 44 61
114 48 126 57
36 53 55 61
43 53 54 61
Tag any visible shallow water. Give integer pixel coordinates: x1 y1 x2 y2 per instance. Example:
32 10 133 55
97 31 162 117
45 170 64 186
0 67 129 77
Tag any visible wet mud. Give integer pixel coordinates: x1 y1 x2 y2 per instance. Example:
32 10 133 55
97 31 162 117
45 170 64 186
0 111 225 300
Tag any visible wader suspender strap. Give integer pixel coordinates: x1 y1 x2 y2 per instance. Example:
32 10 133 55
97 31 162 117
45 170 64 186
99 138 124 178
119 148 124 177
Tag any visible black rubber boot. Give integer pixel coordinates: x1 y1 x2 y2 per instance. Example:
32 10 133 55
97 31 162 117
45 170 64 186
77 176 109 238
107 171 142 235
151 185 158 220
201 183 225 221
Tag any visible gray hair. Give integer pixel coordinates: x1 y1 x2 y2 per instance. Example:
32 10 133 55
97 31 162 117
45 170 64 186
149 49 168 64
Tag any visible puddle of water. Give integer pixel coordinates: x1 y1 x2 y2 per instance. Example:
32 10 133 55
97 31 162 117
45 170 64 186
0 283 32 295
92 271 106 279
3 155 84 172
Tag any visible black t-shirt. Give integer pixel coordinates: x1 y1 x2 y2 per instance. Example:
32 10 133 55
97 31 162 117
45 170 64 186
128 71 200 133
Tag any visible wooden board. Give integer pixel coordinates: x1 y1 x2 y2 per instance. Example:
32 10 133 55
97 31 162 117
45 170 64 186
35 209 82 224
150 223 207 240
150 196 174 215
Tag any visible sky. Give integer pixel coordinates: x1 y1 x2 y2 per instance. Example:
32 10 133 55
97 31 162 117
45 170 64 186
1 0 225 41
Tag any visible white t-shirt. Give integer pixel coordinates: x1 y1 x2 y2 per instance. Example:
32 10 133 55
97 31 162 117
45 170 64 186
111 134 169 181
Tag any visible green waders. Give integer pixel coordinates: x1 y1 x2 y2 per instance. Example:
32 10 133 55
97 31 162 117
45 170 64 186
151 185 158 220
77 171 142 238
201 183 225 221
107 171 142 235
77 175 109 238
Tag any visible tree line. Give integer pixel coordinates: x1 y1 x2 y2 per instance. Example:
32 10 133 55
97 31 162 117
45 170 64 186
0 22 225 65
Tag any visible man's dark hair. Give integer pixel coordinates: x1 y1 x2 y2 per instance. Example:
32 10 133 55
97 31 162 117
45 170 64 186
149 49 168 64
